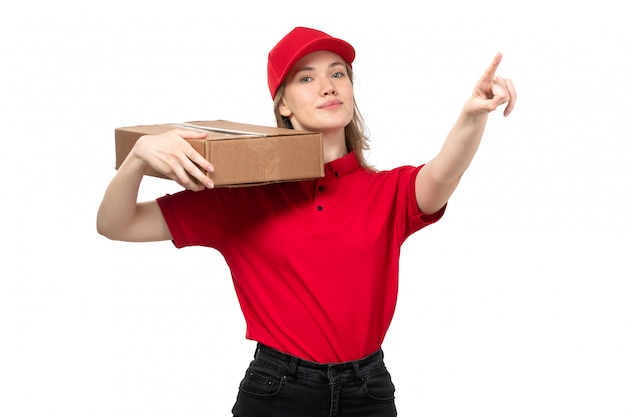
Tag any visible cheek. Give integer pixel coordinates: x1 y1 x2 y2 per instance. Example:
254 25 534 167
280 88 307 116
344 95 355 117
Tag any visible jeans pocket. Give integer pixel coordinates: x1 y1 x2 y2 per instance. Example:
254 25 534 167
238 364 285 398
361 368 396 401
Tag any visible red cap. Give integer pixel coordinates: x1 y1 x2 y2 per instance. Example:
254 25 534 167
267 27 356 99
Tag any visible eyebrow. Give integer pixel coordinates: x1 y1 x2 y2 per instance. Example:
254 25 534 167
296 61 346 74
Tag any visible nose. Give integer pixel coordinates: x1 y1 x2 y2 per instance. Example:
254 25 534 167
321 77 336 96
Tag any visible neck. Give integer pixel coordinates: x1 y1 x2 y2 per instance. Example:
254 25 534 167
322 131 348 163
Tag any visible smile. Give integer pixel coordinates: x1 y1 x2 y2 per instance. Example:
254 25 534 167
319 100 342 109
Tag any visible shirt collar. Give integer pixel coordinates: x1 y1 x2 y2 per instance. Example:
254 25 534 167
324 151 360 179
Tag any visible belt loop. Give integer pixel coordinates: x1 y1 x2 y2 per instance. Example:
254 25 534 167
287 356 299 381
352 360 364 382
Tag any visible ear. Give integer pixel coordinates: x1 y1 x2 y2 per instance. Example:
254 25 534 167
278 100 292 118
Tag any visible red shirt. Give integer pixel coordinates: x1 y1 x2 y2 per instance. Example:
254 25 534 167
157 152 445 363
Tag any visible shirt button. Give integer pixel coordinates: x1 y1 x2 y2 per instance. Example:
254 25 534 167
318 185 325 192
317 206 323 211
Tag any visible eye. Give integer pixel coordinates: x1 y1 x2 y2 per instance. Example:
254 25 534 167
332 71 345 79
299 76 313 83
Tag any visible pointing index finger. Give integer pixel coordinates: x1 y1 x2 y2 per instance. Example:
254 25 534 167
480 52 503 84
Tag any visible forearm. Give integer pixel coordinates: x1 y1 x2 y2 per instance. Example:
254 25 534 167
432 107 489 183
96 152 148 239
415 107 489 214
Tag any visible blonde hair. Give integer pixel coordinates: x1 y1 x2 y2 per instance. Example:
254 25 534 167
272 65 375 171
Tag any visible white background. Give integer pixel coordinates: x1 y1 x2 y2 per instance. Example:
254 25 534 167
2 1 625 416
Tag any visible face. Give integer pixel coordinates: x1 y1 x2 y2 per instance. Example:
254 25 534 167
279 50 354 135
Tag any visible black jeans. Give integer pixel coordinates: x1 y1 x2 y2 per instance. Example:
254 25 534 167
232 343 397 417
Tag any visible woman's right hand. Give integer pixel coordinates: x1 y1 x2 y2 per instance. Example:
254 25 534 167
133 129 215 191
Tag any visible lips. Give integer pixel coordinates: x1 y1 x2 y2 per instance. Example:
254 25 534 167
319 100 342 109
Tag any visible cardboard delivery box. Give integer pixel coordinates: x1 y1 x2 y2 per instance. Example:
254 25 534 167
115 120 324 187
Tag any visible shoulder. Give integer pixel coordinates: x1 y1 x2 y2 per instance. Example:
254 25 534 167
358 163 425 184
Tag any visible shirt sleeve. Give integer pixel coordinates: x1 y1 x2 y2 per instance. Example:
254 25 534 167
405 164 447 234
156 188 233 248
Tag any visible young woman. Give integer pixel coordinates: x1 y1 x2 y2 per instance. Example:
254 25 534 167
97 26 516 417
